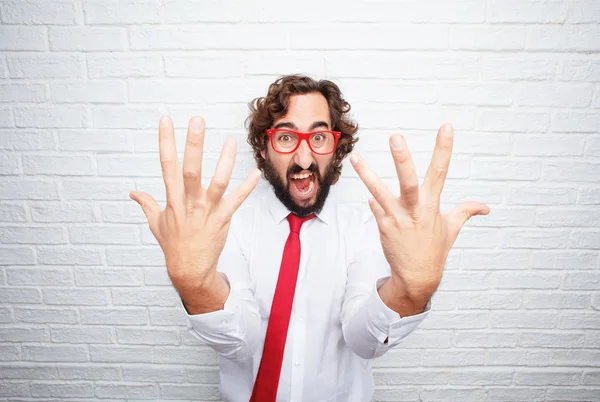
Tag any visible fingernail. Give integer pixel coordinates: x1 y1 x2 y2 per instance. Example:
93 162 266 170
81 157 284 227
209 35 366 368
225 137 236 148
160 116 170 127
443 124 453 135
191 118 204 131
391 135 403 149
350 152 358 164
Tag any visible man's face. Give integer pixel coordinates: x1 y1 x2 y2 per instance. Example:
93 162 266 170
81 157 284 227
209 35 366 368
261 92 336 217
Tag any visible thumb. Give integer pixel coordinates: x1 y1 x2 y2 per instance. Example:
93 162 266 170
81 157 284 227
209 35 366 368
129 191 161 225
447 201 490 238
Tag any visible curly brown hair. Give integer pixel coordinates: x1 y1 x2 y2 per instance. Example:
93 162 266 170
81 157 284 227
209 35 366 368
245 74 359 183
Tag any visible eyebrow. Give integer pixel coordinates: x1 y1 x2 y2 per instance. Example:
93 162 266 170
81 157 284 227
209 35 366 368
273 121 330 131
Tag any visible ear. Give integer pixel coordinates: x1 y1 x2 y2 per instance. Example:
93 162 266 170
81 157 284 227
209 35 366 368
261 149 266 159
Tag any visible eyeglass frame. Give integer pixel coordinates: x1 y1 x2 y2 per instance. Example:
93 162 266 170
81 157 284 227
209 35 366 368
265 128 342 155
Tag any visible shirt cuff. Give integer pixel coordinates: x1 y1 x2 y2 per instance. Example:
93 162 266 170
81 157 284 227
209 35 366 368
366 276 431 344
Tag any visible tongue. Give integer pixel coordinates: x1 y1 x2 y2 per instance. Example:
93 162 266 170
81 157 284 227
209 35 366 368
294 177 312 191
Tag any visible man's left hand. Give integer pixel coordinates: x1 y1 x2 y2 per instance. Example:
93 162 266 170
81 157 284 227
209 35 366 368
350 123 490 313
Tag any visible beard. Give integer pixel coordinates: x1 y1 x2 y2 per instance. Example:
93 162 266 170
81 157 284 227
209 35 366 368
263 157 336 217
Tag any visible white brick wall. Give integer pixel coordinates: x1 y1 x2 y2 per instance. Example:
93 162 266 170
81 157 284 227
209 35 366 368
0 0 599 400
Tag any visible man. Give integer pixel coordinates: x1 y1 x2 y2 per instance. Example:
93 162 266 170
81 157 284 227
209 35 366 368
129 75 489 401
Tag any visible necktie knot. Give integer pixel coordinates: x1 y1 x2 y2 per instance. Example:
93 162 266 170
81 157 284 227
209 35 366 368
287 213 315 234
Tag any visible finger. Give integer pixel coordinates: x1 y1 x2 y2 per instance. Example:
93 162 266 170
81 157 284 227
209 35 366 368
207 138 237 206
368 197 385 220
129 191 161 228
220 169 262 219
389 134 419 211
447 201 491 239
158 116 185 206
182 116 206 203
422 123 454 205
349 152 400 215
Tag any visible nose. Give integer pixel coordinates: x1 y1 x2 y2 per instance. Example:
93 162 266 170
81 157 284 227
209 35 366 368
293 139 314 170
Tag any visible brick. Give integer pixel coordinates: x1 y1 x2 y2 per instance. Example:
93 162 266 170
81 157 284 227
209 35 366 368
8 53 83 78
94 383 156 399
68 225 139 245
372 387 420 401
91 106 162 129
0 307 11 323
90 345 152 363
30 201 96 223
450 26 525 50
462 250 530 270
449 369 514 386
0 152 20 174
533 251 598 269
153 346 218 365
117 328 179 345
453 331 519 348
510 186 577 206
59 129 134 152
87 53 163 78
419 311 489 330
421 350 486 367
15 307 77 324
159 384 220 400
106 247 165 266
0 382 30 397
493 273 562 289
0 327 49 342
0 84 48 103
51 81 126 103
81 307 147 325
97 155 161 177
130 25 287 50
0 364 56 379
453 228 501 249
471 159 541 180
0 26 47 51
489 0 568 22
0 287 41 303
0 129 55 151
0 0 80 24
536 208 600 228
122 365 186 382
84 0 160 24
582 371 600 385
0 344 20 361
476 109 549 132
502 229 570 249
554 111 600 133
15 106 86 128
570 230 600 249
491 311 557 329
58 365 120 380
186 367 220 384
487 350 551 366
112 287 179 307
523 292 590 309
514 134 585 157
6 267 73 286
166 54 244 78
561 59 600 81
517 83 592 107
0 107 14 127
551 350 600 366
143 267 172 286
438 83 512 106
519 332 586 348
24 154 96 176
43 288 108 305
62 178 135 200
51 327 113 343
291 24 448 51
31 383 94 398
563 272 600 290
49 27 127 51
585 135 600 157
546 388 600 401
75 267 142 287
528 26 600 52
101 202 146 224
37 246 104 265
486 387 546 401
22 345 88 362
0 247 35 265
0 203 27 222
456 292 522 310
149 307 187 326
482 55 556 80
514 369 581 386
420 387 485 401
438 271 491 291
327 53 480 80
469 207 536 228
568 0 600 23
559 312 600 329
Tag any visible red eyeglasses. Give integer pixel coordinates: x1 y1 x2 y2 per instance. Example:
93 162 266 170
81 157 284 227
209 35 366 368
265 128 341 155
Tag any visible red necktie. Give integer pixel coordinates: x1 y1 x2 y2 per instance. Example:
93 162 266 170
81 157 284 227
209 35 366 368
249 213 315 402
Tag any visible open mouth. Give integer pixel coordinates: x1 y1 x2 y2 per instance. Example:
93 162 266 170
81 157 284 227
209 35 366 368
289 171 317 201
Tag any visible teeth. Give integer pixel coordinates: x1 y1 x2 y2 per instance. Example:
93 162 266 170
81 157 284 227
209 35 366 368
291 172 313 179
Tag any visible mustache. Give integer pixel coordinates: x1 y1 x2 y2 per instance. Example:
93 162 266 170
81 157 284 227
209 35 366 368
287 163 318 176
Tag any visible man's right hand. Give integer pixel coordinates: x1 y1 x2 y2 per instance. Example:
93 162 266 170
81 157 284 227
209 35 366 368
129 116 261 314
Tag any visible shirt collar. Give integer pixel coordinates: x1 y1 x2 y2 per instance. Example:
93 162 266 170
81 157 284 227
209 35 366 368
265 183 333 225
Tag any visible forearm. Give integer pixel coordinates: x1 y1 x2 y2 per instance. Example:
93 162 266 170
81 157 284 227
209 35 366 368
177 271 230 315
377 275 431 317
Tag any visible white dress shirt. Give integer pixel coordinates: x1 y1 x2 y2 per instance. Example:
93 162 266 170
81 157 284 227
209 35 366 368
182 183 431 402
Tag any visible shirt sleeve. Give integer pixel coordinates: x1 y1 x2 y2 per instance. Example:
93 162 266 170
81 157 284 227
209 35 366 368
341 212 431 359
180 225 261 361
